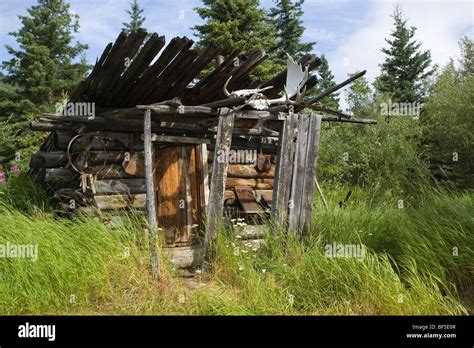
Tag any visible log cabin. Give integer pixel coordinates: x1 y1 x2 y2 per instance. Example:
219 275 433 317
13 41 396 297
28 29 375 273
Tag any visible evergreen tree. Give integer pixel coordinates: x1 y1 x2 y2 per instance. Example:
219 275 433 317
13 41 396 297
1 0 88 165
269 0 315 66
2 0 89 108
192 0 276 61
345 73 372 116
421 39 474 189
459 36 474 77
375 5 435 103
122 0 146 33
315 55 339 109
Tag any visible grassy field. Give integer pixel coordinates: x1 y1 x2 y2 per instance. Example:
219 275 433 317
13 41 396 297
0 174 472 315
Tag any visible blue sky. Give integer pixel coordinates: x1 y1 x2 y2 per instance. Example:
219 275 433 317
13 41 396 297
1 0 473 89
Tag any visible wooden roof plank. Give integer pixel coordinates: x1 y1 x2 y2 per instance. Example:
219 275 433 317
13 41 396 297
111 33 166 106
87 31 128 99
99 29 149 105
127 37 188 105
71 42 113 102
165 45 222 100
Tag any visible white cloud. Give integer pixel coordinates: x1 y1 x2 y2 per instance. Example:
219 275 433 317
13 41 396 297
328 0 474 88
304 27 337 42
70 0 201 62
1 0 472 100
0 0 202 65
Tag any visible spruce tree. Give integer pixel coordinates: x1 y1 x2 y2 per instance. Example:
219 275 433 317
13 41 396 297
345 73 372 116
1 0 88 165
315 55 339 109
193 0 275 56
459 36 474 77
269 0 315 65
192 0 278 80
375 5 435 103
123 0 146 33
2 0 89 108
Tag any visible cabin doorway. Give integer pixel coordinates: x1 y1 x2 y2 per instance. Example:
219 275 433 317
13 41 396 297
153 144 207 246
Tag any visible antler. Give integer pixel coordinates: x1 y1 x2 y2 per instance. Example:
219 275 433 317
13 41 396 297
284 84 307 105
257 86 274 93
223 75 233 97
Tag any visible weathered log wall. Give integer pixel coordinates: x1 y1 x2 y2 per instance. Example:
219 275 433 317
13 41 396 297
30 126 277 226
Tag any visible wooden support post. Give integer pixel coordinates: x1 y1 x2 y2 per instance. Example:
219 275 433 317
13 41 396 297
288 115 310 232
271 112 298 226
182 146 193 242
299 114 322 235
200 144 210 214
195 143 209 234
204 108 235 267
288 114 322 236
144 109 160 279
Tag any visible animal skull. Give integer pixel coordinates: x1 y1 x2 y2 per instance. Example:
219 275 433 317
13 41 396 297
223 80 273 98
223 54 309 110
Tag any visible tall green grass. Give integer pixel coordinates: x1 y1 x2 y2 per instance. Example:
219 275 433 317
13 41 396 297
0 175 471 315
0 202 197 315
195 227 468 315
314 184 474 291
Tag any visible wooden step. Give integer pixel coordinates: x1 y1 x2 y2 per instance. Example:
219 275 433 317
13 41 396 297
234 185 263 214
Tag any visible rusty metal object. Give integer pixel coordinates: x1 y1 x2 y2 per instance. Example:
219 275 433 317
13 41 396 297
122 152 145 175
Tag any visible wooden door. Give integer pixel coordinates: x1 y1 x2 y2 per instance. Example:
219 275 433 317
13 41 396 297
153 144 207 246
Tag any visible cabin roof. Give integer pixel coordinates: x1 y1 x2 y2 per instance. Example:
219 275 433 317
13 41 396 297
70 29 320 109
30 30 376 162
